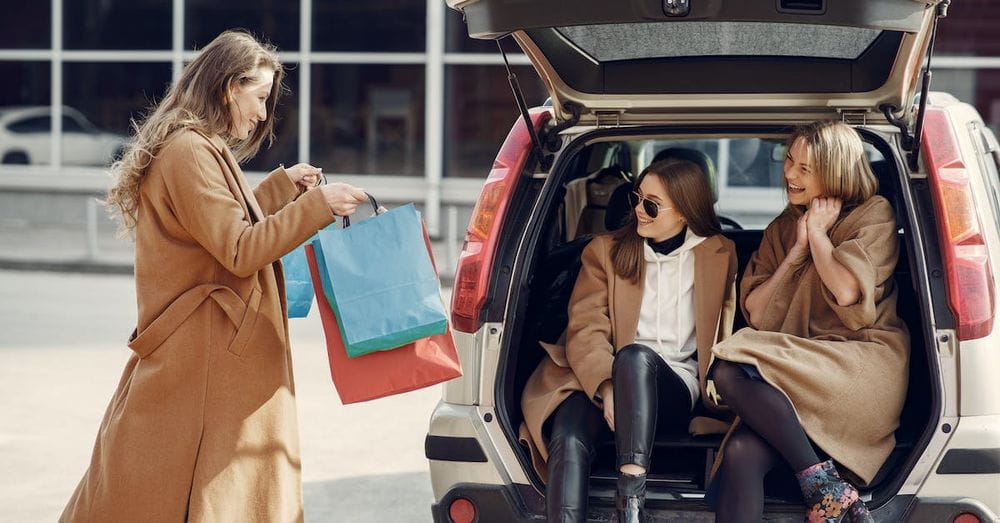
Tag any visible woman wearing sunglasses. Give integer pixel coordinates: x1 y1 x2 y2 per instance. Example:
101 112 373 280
520 158 738 522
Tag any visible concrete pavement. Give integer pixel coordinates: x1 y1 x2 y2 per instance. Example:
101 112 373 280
0 269 447 522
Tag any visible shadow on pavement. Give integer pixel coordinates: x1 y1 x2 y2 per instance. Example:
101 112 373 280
304 470 433 522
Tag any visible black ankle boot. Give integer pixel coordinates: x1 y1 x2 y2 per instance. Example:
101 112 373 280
616 472 646 523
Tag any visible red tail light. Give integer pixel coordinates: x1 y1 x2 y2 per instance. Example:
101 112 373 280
451 110 551 333
922 107 996 340
448 497 476 523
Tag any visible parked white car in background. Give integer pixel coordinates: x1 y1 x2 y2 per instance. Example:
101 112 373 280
0 106 125 166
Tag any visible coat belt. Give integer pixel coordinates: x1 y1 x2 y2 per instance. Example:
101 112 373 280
127 284 246 358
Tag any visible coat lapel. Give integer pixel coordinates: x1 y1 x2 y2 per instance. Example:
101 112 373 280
206 134 265 223
693 237 728 354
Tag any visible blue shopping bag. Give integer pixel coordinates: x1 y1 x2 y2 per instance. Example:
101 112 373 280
313 203 448 357
281 243 314 318
282 223 337 318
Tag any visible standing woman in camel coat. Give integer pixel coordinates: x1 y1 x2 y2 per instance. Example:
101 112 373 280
519 159 738 522
708 121 909 522
60 31 368 522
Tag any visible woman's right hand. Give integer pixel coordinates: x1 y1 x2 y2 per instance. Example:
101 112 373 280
321 183 368 216
598 380 615 431
792 211 810 254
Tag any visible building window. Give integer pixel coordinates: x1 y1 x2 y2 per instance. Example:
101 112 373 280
65 0 172 50
186 1 300 51
0 62 52 165
61 62 171 167
0 4 51 49
313 0 425 52
935 2 1000 56
310 64 425 176
444 64 546 178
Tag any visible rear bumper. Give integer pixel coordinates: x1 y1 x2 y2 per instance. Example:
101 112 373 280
428 482 997 522
906 497 999 522
430 483 543 523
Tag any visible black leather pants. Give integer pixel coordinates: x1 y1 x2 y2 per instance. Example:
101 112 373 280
545 391 609 523
613 343 693 469
545 344 693 522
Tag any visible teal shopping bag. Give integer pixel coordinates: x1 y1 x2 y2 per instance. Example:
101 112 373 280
313 203 448 357
282 243 314 318
282 223 337 318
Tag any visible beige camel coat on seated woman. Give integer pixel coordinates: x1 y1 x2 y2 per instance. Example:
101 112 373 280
519 233 738 482
60 129 336 522
710 196 909 485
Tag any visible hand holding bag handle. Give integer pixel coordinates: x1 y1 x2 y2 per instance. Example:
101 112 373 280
342 193 387 228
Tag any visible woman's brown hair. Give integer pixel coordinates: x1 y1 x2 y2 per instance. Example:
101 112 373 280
105 30 284 236
609 159 721 283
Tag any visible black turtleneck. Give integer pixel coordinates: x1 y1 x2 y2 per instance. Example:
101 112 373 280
647 226 687 256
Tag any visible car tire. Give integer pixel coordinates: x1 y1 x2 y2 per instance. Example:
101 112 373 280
1 151 30 164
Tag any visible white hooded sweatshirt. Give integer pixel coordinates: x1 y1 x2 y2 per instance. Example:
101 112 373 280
634 228 707 408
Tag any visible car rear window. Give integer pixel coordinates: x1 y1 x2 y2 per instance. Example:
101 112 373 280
556 21 883 62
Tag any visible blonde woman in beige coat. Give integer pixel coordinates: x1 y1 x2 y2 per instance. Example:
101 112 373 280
519 159 738 522
60 31 368 522
707 121 908 523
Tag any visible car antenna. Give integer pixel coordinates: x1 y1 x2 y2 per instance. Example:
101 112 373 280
907 0 950 172
497 37 552 171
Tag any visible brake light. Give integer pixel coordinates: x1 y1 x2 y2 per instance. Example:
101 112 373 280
922 107 996 340
451 110 551 333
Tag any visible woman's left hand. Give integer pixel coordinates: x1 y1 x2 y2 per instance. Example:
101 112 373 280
284 163 323 189
806 197 842 237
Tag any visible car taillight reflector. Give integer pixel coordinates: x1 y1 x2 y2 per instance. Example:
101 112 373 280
448 497 476 523
923 108 996 340
450 110 551 333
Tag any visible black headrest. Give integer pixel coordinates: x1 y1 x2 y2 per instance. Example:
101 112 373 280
604 147 718 231
605 183 634 231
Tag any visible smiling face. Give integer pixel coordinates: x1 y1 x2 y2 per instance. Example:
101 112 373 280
634 174 686 242
783 137 825 206
227 66 275 140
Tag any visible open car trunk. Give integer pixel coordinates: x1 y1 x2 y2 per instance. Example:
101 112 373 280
448 0 942 126
489 125 938 516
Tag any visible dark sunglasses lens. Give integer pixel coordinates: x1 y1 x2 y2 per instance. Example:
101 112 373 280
643 199 659 218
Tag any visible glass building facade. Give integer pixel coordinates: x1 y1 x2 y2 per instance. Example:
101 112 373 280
0 1 997 233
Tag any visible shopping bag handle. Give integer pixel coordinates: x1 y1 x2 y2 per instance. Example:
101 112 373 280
342 192 384 228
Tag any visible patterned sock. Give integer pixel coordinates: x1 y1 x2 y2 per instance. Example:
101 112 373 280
795 460 868 522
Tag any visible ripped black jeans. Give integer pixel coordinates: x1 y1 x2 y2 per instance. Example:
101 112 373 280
545 344 693 523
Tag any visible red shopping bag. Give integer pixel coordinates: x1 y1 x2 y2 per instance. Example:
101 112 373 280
304 229 462 404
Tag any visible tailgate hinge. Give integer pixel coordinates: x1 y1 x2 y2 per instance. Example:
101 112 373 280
837 108 871 126
594 110 625 128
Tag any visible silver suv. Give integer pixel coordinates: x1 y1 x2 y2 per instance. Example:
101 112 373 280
427 1 1000 521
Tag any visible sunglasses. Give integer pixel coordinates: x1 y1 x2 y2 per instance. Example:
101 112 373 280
631 191 673 219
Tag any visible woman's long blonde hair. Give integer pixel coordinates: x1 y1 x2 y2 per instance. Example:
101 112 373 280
105 30 284 236
786 120 878 207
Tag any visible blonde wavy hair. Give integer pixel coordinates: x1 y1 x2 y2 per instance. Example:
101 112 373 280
785 120 878 207
105 30 284 236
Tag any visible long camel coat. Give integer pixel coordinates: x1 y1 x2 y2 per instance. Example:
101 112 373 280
711 196 909 485
61 129 336 522
519 233 737 482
